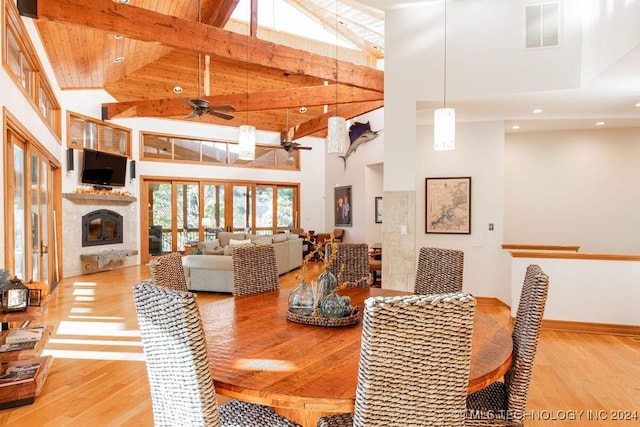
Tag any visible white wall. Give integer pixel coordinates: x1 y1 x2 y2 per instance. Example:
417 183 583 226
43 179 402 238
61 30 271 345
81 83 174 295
324 108 385 244
415 121 510 302
505 128 640 253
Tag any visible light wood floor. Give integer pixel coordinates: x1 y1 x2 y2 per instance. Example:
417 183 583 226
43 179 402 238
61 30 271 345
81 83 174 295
1 264 638 426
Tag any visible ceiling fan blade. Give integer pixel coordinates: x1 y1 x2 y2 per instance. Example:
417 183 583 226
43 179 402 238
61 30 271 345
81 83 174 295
209 104 236 112
208 110 235 120
180 98 199 109
297 146 313 150
185 111 199 119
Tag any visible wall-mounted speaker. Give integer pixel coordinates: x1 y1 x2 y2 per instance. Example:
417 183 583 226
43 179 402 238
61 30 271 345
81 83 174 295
67 148 74 171
130 160 136 180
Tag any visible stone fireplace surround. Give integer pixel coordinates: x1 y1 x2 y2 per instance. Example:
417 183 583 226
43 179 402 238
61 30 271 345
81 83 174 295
62 193 139 277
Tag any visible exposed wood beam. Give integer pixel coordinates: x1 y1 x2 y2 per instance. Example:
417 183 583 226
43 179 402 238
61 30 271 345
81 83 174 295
20 0 383 92
283 100 384 142
207 0 239 28
249 0 257 37
102 85 383 119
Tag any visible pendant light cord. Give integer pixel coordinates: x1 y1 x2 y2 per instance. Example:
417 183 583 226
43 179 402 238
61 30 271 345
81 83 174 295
443 0 448 109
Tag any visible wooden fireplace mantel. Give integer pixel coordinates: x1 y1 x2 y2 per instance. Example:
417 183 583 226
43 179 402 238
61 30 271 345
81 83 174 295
62 193 136 204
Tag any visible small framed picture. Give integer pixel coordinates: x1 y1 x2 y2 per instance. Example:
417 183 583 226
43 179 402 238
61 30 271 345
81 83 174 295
28 289 42 307
375 197 383 223
334 186 352 227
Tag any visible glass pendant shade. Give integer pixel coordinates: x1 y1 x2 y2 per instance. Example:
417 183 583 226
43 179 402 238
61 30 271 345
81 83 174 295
238 125 256 160
326 116 350 155
434 107 456 151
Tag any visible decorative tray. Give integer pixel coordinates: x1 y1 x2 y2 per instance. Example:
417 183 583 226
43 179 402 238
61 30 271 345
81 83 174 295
286 307 361 327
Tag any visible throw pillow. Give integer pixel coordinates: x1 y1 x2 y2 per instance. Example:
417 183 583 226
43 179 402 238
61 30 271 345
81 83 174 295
198 239 220 251
286 233 299 240
203 248 224 255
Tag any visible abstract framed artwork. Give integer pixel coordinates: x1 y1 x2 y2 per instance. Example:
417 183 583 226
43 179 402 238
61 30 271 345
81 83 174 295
334 186 352 227
375 196 382 223
425 177 471 234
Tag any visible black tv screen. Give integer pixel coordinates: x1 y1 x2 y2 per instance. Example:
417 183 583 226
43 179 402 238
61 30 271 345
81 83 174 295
81 149 128 187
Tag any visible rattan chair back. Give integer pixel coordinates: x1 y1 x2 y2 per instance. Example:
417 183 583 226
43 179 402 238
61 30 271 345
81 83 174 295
504 264 549 419
148 252 188 291
326 243 371 288
231 244 280 296
414 247 464 295
318 293 476 427
133 282 301 427
133 282 220 426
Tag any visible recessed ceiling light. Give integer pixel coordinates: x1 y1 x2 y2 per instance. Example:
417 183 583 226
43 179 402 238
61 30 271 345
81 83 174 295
114 34 123 40
595 121 605 126
114 0 130 4
511 125 520 130
299 107 307 114
635 102 640 107
532 109 542 114
173 86 183 94
372 44 380 50
113 56 125 63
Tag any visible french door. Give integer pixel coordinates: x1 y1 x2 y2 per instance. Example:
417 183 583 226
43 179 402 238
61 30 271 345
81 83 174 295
5 120 61 287
141 178 299 263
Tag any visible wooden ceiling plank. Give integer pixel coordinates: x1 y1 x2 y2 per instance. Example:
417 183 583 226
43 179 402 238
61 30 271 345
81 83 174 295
208 0 240 27
24 0 383 92
102 84 383 119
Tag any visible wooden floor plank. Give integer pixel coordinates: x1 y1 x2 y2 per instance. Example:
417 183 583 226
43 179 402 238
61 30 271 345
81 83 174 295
0 263 637 426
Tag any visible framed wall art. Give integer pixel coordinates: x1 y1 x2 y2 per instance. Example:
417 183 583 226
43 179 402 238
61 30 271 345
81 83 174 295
375 197 383 223
334 186 352 227
425 177 471 234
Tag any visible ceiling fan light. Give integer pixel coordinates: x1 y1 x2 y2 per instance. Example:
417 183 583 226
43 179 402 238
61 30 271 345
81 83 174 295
434 108 455 151
238 125 256 160
326 116 350 155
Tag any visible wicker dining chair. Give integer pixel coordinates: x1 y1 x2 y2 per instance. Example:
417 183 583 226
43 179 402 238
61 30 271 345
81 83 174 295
231 244 280 296
317 292 477 427
148 252 188 292
466 264 549 425
326 243 371 288
414 247 464 295
133 282 300 427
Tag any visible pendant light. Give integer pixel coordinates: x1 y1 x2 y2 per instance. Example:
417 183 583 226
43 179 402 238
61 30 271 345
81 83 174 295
434 0 455 151
326 0 350 155
238 1 256 160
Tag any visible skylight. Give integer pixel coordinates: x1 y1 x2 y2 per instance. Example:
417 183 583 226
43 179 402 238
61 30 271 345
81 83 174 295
231 0 357 49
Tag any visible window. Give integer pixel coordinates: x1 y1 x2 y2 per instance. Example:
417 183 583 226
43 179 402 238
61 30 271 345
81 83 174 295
68 112 131 157
141 132 300 170
3 0 61 138
525 3 559 48
142 178 300 260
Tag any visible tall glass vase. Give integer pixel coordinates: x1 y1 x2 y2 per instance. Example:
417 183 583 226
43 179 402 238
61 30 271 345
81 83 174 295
288 281 314 316
316 268 337 308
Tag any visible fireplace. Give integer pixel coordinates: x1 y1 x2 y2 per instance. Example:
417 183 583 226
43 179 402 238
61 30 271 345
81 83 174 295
82 209 123 247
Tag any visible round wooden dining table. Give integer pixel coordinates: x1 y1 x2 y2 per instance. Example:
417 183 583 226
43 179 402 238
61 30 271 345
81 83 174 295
199 287 512 427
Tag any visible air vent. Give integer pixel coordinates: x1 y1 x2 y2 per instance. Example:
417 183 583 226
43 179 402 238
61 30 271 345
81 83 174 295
525 3 559 48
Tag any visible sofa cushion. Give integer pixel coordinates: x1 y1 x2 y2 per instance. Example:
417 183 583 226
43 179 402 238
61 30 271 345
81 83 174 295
253 236 273 246
286 233 299 240
272 234 287 243
218 232 247 247
229 238 252 245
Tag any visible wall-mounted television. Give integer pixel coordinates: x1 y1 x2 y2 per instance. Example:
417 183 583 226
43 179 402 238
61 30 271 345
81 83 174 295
81 148 128 188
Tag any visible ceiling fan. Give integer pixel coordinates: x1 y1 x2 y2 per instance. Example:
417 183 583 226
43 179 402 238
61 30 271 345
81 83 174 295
280 73 312 153
182 1 235 121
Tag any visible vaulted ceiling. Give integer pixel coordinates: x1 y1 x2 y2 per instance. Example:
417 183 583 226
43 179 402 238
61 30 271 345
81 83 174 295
25 0 384 141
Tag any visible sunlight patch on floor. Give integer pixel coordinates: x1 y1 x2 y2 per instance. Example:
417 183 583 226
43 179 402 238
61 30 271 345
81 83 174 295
72 281 97 287
49 338 142 347
57 320 141 337
43 349 145 361
73 288 95 296
70 307 94 314
233 358 297 372
68 315 125 320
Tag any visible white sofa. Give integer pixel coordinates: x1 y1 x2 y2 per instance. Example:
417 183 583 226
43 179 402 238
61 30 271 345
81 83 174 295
184 231 303 293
